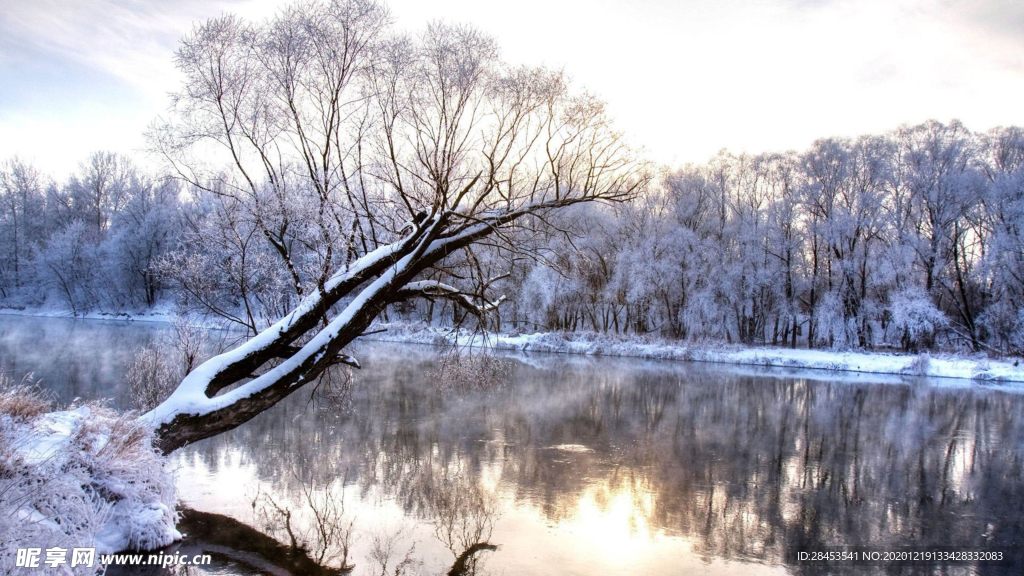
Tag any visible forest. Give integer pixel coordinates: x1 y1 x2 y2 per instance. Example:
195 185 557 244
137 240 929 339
3 120 1023 354
4 1 1024 573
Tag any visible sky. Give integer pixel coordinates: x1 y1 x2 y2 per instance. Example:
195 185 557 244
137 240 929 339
2 0 1024 178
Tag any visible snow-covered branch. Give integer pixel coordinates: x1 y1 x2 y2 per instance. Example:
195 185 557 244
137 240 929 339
127 1 646 452
393 280 506 317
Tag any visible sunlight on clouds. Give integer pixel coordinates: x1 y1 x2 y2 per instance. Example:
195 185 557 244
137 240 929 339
382 0 1024 166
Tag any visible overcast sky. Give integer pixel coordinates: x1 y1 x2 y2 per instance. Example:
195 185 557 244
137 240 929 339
2 0 1024 177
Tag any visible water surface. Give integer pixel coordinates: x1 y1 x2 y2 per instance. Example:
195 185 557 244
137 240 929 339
2 314 1023 575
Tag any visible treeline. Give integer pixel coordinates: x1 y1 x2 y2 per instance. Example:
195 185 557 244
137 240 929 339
2 120 1023 354
511 120 1024 354
0 153 180 314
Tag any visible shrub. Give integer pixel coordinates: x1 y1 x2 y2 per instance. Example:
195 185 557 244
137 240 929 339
0 381 179 573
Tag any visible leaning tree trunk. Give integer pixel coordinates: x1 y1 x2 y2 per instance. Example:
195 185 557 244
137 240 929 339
141 7 645 452
142 193 636 453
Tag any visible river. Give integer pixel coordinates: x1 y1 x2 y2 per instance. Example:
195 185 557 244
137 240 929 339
2 314 1022 575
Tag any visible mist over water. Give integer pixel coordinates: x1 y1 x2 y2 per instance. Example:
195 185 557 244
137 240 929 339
0 314 170 407
3 314 1023 575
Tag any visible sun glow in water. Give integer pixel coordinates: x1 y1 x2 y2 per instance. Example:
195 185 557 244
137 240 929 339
561 478 680 564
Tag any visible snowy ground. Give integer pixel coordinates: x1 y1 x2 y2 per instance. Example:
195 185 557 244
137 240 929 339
4 308 1024 384
0 396 179 571
364 322 1024 384
0 304 178 324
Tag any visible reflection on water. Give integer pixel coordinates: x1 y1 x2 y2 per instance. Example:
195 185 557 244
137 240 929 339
3 314 1023 575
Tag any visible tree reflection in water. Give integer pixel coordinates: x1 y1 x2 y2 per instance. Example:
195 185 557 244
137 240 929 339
2 313 1015 575
169 344 1024 575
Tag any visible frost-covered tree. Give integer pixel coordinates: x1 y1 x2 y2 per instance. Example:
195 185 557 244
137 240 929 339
762 153 804 347
162 183 296 332
801 137 890 348
67 152 134 240
0 159 46 295
613 193 688 336
976 127 1024 352
894 121 984 348
102 177 181 307
142 1 647 452
885 286 948 351
34 221 99 314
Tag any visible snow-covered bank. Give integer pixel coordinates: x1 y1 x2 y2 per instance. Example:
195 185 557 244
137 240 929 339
0 304 177 325
0 385 179 573
5 309 1023 383
364 323 1024 383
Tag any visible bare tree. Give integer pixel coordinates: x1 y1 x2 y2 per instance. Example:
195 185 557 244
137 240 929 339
143 0 646 452
0 159 46 294
68 152 134 240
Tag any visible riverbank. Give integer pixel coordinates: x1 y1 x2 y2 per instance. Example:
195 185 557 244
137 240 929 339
4 308 1023 383
0 383 179 572
363 322 1024 383
0 304 177 324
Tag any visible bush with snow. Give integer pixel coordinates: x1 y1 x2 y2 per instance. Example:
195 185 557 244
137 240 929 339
885 288 948 351
0 378 179 573
125 315 211 412
978 298 1024 355
812 292 857 349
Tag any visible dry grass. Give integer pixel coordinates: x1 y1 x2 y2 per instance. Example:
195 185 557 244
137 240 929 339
69 404 152 461
125 347 179 412
0 373 51 421
97 414 151 458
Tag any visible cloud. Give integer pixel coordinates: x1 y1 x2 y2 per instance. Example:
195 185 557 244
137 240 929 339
2 0 1024 176
4 2 163 94
0 0 282 175
950 0 1024 42
0 0 287 97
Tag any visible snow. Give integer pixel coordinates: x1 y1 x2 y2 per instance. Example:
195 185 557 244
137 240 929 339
0 303 178 324
141 243 416 428
363 323 1024 384
0 402 180 570
18 406 93 464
